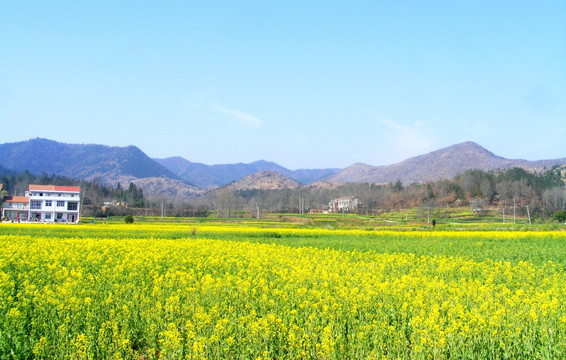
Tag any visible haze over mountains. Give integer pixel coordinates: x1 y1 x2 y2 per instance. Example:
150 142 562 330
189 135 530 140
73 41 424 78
0 138 564 200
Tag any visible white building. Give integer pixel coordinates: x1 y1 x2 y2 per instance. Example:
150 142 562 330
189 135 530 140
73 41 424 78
27 185 81 223
329 196 360 213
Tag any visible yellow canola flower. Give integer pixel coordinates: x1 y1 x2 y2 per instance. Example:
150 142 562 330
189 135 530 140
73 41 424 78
0 226 566 359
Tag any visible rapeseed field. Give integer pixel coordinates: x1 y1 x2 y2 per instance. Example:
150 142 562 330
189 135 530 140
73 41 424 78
1 222 565 359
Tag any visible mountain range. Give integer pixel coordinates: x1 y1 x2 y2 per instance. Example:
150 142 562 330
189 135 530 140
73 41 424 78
326 141 566 184
0 138 564 200
0 138 178 183
153 157 338 190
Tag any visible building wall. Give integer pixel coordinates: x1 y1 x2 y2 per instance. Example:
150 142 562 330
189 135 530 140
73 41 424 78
2 210 29 220
1 198 29 220
328 196 359 212
27 190 80 223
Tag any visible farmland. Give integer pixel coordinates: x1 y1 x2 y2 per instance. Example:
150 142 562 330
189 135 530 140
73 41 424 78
1 218 566 359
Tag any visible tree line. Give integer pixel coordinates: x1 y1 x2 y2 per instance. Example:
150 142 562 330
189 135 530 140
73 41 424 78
205 166 566 219
1 166 564 220
0 168 145 213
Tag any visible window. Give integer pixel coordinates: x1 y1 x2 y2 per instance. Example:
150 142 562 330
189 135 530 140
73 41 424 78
45 200 52 207
67 202 78 211
30 201 42 210
56 213 63 220
45 213 52 220
57 201 65 207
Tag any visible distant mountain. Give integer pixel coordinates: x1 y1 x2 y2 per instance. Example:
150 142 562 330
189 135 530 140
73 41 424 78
0 138 182 182
1 139 564 198
130 177 205 200
0 138 186 192
223 171 301 191
155 157 339 189
327 141 566 184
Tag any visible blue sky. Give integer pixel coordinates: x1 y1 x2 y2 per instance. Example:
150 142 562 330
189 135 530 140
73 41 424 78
1 1 565 169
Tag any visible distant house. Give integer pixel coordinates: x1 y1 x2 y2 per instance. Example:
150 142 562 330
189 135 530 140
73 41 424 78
1 185 81 223
2 196 30 221
103 200 128 208
328 196 360 213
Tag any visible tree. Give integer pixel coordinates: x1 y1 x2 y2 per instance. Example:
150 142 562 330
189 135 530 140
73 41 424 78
0 188 7 208
554 210 566 223
543 187 566 213
212 188 239 218
392 180 404 192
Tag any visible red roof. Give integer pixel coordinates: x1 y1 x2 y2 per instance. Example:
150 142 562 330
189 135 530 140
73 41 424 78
3 196 29 203
28 185 80 192
55 186 80 192
29 185 55 191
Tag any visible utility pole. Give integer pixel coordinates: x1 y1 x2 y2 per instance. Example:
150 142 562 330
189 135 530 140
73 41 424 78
161 202 164 220
527 205 531 225
513 195 517 224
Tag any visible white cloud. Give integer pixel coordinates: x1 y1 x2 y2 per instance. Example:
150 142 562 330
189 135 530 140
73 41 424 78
213 106 262 127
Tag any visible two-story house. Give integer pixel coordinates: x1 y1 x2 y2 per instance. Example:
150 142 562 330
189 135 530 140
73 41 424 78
329 196 360 213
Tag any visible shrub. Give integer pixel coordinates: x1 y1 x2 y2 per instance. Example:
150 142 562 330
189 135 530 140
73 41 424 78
124 215 135 224
554 210 566 223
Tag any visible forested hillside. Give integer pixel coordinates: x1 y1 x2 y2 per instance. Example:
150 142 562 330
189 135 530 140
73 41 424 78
2 165 564 220
206 166 566 218
0 139 180 184
0 168 145 209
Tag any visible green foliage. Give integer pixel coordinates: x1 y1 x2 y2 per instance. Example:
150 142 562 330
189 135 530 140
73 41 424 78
391 180 404 192
0 189 6 207
496 167 563 194
125 182 145 207
554 210 566 223
123 215 135 224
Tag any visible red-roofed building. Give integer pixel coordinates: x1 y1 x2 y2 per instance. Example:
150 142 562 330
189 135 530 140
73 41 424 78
27 184 81 223
28 185 81 192
1 184 81 223
2 196 30 221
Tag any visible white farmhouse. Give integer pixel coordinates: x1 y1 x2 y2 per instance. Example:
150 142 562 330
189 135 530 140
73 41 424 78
328 196 360 213
27 185 81 223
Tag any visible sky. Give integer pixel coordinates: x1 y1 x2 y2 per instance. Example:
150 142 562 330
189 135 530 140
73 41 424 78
1 1 565 170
